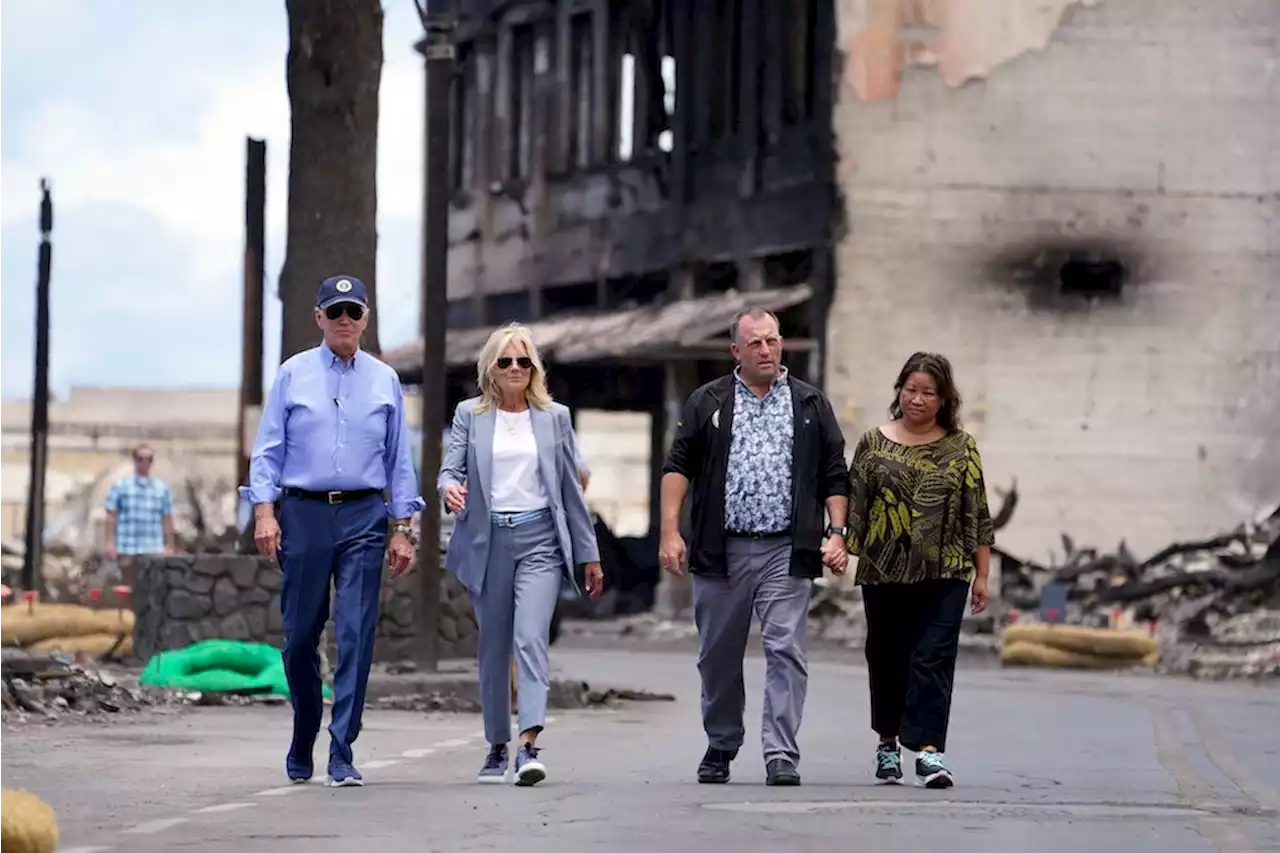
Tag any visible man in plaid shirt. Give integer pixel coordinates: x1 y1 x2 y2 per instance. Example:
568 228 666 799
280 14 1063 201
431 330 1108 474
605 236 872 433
103 443 175 587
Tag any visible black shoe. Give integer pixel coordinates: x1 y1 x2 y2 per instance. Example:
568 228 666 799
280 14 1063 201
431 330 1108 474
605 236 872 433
697 746 737 783
765 758 801 786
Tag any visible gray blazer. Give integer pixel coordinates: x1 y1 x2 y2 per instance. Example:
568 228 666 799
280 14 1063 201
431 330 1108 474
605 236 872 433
437 397 600 598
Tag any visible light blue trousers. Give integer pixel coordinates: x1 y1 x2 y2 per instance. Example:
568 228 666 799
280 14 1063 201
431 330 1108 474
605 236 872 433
471 510 566 745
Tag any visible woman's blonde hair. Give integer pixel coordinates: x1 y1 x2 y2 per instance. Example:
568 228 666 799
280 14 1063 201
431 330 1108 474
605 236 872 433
474 323 553 413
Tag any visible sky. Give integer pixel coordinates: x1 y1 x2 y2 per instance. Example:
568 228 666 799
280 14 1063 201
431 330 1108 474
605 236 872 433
0 0 431 400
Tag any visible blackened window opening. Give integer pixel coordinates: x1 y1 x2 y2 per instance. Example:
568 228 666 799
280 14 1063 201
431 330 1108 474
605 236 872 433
1059 255 1128 297
569 13 594 169
709 0 742 140
783 0 816 124
449 43 476 191
509 24 536 180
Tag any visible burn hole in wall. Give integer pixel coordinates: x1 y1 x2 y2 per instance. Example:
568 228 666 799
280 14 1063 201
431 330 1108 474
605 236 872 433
984 239 1145 311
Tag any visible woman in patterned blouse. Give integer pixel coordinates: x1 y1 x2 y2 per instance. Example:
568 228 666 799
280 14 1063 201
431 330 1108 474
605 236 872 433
844 351 995 789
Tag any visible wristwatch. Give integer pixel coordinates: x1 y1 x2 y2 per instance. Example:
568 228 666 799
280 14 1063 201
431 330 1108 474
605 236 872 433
391 523 413 538
826 525 850 538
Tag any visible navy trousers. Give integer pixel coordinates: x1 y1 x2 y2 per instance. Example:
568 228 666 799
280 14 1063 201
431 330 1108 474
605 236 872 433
278 492 386 768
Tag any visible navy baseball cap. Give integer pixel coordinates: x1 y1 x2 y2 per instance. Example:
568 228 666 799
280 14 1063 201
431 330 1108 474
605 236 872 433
316 275 369 310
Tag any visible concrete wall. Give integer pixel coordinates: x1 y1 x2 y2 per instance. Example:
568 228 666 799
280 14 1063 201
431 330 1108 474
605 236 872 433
829 0 1280 558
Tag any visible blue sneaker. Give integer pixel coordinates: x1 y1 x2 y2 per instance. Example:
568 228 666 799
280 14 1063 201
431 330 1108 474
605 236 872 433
477 744 509 784
513 744 546 787
326 759 364 788
874 742 903 784
915 751 954 789
286 745 313 783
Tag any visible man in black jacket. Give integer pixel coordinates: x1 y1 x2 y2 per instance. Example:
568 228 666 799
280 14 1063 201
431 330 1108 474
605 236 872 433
659 308 850 786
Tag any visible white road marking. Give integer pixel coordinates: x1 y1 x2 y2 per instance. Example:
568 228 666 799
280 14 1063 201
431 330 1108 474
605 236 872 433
254 786 303 796
401 748 436 758
59 847 111 853
433 738 473 748
123 817 190 835
362 759 400 769
194 802 258 814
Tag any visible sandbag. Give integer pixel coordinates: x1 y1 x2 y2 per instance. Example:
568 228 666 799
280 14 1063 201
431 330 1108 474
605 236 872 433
1002 623 1157 659
1001 640 1158 670
139 639 331 699
1 603 134 648
0 788 59 853
28 632 133 657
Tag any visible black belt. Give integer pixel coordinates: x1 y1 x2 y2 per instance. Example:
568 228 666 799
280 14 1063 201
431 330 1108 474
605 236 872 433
725 529 789 540
282 487 381 505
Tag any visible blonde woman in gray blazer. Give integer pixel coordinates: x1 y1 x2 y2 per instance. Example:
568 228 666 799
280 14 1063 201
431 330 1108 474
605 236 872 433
437 323 603 787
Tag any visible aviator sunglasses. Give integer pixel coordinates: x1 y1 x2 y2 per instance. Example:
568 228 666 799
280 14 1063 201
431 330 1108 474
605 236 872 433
496 356 533 370
325 303 365 321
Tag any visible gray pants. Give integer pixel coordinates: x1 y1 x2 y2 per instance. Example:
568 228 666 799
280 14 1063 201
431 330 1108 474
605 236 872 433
470 512 565 745
692 536 812 765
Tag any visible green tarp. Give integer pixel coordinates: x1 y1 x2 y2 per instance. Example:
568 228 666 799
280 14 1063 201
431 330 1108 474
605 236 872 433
139 639 332 699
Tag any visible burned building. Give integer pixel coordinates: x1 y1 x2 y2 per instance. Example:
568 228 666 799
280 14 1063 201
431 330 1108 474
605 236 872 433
827 0 1280 556
390 0 1278 560
388 0 841 533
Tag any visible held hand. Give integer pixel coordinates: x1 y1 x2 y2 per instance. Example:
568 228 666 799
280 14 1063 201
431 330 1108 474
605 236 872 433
658 530 687 577
443 483 468 514
254 513 282 560
970 575 989 615
584 561 604 600
388 532 415 579
821 535 849 575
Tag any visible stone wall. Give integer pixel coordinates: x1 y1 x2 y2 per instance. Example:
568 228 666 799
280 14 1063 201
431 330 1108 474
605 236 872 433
132 555 479 664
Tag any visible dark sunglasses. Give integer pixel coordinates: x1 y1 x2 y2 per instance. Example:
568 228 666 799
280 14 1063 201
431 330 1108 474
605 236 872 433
496 356 533 370
325 303 364 321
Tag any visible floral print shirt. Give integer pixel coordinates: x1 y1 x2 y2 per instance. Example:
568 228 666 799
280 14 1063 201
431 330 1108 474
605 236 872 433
723 369 794 534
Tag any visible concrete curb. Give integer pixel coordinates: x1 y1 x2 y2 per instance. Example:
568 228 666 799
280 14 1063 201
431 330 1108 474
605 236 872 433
364 671 603 711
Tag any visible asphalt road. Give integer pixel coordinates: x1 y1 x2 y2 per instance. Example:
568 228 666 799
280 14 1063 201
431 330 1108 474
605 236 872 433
4 646 1279 853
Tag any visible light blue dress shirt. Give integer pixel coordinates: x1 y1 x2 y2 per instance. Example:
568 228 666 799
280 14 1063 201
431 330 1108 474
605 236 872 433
239 342 426 520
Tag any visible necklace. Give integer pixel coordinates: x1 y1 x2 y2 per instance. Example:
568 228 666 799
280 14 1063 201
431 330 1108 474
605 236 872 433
498 409 521 434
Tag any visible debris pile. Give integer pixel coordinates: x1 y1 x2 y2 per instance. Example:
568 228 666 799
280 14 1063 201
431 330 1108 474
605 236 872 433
0 650 175 722
996 501 1280 677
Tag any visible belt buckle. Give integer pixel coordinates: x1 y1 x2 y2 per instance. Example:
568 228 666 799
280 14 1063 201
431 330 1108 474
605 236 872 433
327 490 342 505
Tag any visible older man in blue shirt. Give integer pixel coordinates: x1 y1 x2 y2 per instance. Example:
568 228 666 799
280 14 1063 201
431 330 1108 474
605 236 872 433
241 274 424 788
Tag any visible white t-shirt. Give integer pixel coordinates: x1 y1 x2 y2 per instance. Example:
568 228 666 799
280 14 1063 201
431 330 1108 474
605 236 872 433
490 408 549 512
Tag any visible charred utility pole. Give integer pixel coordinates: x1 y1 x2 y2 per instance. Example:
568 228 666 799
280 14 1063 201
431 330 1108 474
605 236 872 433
412 0 456 672
22 181 54 594
237 138 268 488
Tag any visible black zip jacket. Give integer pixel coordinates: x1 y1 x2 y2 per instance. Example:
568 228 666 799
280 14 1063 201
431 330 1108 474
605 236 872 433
661 372 850 579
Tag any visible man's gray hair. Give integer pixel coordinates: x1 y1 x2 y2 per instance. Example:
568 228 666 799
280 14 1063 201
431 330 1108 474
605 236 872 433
729 308 781 343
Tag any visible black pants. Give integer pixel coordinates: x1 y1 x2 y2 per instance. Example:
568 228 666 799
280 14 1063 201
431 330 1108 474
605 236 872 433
862 578 969 753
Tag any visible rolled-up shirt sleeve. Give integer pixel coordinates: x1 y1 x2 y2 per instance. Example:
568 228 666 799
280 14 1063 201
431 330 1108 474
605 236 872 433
385 375 426 519
239 367 291 505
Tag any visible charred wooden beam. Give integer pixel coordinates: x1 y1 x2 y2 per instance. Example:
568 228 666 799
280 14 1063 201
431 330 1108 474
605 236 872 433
670 0 692 204
738 0 761 195
761 0 785 144
692 1 715 148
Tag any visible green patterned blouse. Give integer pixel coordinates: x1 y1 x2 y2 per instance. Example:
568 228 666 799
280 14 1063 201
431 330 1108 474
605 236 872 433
845 427 996 585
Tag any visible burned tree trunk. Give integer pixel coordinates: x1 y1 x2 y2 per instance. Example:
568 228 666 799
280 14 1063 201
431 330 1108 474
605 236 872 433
280 0 384 362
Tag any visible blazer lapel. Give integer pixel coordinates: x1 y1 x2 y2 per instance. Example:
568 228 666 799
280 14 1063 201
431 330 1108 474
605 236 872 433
474 407 496 508
530 406 557 501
